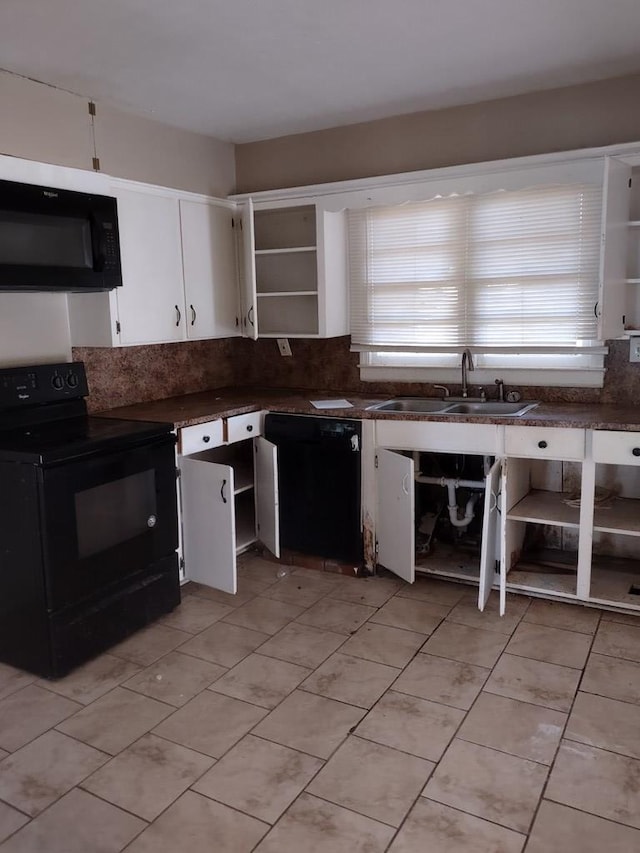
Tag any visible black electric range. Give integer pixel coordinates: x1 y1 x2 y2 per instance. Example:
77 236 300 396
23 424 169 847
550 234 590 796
0 362 181 677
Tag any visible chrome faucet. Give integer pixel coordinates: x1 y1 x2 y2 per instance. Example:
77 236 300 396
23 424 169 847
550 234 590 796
461 348 474 398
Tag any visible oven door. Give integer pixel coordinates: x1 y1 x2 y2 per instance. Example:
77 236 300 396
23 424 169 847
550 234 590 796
39 434 178 612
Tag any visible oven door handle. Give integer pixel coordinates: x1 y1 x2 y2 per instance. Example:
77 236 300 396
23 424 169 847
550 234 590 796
220 478 227 504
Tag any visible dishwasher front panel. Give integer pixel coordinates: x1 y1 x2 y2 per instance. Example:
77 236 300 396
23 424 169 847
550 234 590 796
265 414 362 563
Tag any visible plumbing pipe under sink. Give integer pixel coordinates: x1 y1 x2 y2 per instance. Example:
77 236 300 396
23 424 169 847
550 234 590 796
414 460 486 529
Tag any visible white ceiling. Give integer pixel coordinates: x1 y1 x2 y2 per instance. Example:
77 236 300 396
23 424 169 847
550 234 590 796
2 0 640 143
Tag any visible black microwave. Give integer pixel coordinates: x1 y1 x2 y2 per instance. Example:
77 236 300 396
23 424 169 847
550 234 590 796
0 179 122 292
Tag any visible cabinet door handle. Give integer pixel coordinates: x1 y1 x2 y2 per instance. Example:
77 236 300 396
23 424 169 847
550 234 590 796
401 474 410 495
220 479 227 503
190 304 196 326
633 448 640 457
247 305 255 327
202 435 210 444
175 305 181 327
538 440 548 449
246 424 253 432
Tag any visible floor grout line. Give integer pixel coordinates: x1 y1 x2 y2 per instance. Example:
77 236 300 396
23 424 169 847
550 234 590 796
4 571 640 850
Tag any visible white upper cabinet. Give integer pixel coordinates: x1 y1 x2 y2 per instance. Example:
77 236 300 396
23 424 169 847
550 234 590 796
68 182 240 347
598 156 632 340
180 199 239 340
238 200 348 339
114 186 186 345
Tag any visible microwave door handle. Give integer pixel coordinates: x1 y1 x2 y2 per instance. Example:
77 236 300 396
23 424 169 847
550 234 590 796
89 214 107 272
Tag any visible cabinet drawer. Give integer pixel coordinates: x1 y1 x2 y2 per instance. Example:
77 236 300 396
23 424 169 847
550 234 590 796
504 426 584 460
226 411 263 444
593 430 640 466
180 420 224 455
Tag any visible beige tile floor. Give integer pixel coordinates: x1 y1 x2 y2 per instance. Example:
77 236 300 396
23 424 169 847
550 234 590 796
1 555 640 851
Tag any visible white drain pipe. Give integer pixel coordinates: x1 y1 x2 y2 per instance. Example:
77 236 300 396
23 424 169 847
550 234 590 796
412 452 485 529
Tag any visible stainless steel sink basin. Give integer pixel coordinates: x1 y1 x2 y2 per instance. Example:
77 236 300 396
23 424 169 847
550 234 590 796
445 401 539 417
367 398 453 413
366 398 539 417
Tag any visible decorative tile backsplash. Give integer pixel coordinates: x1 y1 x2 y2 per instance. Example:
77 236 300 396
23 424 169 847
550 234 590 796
75 336 639 412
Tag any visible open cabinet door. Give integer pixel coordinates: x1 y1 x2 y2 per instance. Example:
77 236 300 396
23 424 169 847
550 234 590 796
598 156 631 341
240 198 258 339
376 449 415 583
479 458 503 613
180 456 237 593
255 436 280 558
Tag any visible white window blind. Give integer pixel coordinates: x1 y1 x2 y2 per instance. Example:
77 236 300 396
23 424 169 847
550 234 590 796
348 182 605 383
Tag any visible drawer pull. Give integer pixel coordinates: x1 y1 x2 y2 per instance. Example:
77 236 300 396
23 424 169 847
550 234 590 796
633 448 640 457
538 440 548 449
202 435 210 444
247 424 253 432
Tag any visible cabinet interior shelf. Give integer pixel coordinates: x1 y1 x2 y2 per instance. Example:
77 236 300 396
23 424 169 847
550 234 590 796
256 291 318 298
628 221 640 227
626 279 640 284
507 489 581 528
594 496 640 536
255 246 316 255
233 466 253 495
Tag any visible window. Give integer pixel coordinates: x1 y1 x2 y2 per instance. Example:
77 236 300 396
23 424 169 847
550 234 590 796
348 180 606 386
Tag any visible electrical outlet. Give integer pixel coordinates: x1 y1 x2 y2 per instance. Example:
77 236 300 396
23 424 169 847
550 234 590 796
277 338 292 357
630 337 640 363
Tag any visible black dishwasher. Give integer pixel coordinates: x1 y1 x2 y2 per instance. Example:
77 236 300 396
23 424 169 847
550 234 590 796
265 414 362 563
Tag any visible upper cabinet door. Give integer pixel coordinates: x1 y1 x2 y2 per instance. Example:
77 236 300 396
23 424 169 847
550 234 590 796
114 187 185 345
180 199 240 340
478 457 503 613
376 448 415 583
240 199 258 339
599 156 632 341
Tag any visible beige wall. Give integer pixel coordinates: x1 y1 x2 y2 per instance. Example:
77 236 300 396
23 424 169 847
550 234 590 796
0 70 235 195
0 71 236 367
235 73 640 192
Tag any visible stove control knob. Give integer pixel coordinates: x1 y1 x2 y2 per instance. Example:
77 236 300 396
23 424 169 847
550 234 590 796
147 515 157 528
66 372 79 389
51 374 64 391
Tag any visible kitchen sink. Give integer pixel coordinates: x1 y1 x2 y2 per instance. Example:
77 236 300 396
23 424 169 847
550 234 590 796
445 401 539 416
367 398 539 417
368 398 453 413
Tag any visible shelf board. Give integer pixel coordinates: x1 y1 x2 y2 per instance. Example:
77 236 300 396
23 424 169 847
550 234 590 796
506 567 577 596
235 516 256 553
236 534 258 554
594 496 640 536
589 556 640 606
628 221 640 227
256 290 318 298
507 489 581 528
258 332 322 339
626 279 640 284
255 246 316 255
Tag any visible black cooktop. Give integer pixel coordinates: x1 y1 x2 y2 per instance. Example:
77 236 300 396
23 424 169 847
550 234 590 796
0 362 173 465
0 415 173 465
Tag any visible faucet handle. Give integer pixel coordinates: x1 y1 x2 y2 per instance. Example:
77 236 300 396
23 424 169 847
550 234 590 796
495 378 505 402
433 384 450 398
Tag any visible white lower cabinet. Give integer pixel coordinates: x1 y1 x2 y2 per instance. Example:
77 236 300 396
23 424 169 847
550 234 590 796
588 430 640 608
179 415 279 593
371 420 640 617
373 421 505 613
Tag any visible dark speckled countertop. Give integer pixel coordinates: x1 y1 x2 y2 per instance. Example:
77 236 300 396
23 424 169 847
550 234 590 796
97 387 640 431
